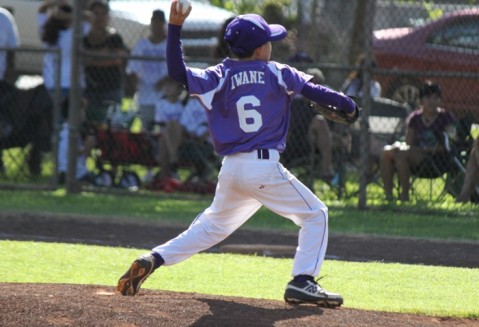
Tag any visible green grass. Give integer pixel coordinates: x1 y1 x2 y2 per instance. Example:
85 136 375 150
1 241 477 318
1 189 478 319
0 189 478 241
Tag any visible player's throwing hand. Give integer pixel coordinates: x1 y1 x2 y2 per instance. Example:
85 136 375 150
169 0 191 26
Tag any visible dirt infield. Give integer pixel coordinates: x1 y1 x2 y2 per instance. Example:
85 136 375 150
1 212 478 326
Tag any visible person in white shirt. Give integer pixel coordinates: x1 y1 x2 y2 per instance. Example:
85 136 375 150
126 9 168 132
179 96 209 141
37 0 90 100
0 7 20 173
153 78 185 181
152 92 216 187
178 96 216 182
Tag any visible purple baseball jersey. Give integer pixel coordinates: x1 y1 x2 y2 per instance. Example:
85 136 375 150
185 59 312 155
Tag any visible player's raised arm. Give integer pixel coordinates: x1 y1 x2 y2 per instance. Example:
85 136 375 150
167 0 192 86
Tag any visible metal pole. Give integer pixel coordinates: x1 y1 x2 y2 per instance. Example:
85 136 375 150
50 48 61 188
358 0 376 209
66 0 83 194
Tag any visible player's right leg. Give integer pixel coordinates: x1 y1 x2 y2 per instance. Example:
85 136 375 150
118 154 261 295
117 253 164 296
151 156 262 266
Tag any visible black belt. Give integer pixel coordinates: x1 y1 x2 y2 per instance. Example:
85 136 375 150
257 149 270 159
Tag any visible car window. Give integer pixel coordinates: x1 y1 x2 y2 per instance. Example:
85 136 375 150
428 18 479 52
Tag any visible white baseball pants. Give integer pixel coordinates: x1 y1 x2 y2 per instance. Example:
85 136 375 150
153 149 329 277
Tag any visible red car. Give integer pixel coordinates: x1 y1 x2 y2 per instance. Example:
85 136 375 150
372 9 479 122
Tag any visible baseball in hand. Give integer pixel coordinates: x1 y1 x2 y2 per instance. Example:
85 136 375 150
176 0 191 14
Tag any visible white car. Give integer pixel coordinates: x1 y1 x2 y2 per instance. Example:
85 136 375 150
0 0 234 74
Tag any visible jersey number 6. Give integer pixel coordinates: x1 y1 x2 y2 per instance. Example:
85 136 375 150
237 95 263 133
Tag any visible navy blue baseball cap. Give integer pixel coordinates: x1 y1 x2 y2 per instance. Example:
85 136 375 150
224 14 287 55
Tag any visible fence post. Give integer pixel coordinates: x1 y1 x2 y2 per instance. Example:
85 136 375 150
66 0 83 194
50 48 61 188
358 0 376 209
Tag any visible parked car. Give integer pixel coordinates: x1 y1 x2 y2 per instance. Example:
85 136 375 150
0 0 234 75
372 8 479 122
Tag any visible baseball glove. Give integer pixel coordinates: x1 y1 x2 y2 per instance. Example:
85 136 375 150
310 101 361 126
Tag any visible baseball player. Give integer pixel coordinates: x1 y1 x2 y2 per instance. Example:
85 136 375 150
117 1 358 307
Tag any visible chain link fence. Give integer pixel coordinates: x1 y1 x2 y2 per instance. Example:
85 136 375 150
1 0 478 210
0 46 60 188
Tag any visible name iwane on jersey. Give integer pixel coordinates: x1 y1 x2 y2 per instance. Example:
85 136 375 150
230 71 265 90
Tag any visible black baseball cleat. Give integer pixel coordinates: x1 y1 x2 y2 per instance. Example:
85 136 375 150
284 277 343 308
117 254 158 296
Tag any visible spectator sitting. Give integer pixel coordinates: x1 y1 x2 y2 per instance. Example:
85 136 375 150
83 0 128 125
379 81 457 202
178 96 216 183
456 136 479 203
151 91 216 191
283 67 336 182
153 78 185 180
57 97 96 185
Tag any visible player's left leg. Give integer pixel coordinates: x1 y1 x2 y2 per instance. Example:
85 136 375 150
251 162 342 307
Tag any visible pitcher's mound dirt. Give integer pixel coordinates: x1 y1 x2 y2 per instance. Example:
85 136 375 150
1 284 477 327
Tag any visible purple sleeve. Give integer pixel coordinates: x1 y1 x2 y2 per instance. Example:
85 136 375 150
167 24 188 86
301 81 356 114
